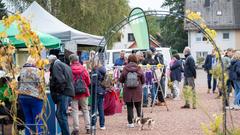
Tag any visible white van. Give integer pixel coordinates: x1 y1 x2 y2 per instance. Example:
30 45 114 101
105 47 172 97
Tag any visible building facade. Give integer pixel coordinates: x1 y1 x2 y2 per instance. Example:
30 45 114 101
185 0 240 62
113 24 135 49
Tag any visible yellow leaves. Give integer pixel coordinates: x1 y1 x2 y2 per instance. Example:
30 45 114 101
0 32 8 38
201 114 223 135
204 28 217 40
4 88 9 97
146 64 151 69
0 56 7 63
36 59 44 68
157 63 164 69
186 10 202 21
6 45 15 55
201 123 213 135
36 59 49 69
8 80 18 91
43 59 49 65
186 9 217 40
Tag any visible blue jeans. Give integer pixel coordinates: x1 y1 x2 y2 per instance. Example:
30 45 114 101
143 84 157 105
207 73 217 92
18 95 43 135
233 81 240 106
91 94 105 127
56 95 71 135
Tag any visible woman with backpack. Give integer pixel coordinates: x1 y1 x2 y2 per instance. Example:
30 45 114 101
119 54 145 128
91 57 107 130
69 54 91 135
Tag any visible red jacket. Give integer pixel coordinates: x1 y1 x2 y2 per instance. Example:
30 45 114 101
70 61 91 99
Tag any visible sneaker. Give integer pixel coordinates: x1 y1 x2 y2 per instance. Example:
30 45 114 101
181 104 190 109
192 106 197 109
100 126 106 130
143 104 148 108
233 105 240 110
225 106 234 110
127 123 134 128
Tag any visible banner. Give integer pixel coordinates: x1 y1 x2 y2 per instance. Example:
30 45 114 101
128 8 150 50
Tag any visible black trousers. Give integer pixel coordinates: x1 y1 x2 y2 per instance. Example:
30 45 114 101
158 77 165 102
125 102 141 124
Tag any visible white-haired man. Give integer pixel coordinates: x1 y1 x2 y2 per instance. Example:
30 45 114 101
48 55 75 135
181 47 197 109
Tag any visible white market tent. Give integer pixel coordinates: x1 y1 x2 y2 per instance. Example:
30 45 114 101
22 1 104 46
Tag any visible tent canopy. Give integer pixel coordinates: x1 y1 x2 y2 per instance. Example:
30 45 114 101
22 1 104 46
0 22 61 48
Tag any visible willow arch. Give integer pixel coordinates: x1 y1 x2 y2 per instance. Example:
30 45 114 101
93 10 227 135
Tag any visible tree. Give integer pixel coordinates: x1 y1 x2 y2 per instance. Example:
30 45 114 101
146 16 160 38
158 0 188 52
8 0 130 48
0 0 7 18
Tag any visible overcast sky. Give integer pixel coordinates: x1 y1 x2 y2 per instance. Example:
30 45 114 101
128 0 167 11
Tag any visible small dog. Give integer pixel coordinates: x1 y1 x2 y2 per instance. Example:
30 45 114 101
133 117 155 130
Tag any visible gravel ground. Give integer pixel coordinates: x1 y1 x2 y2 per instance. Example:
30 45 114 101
69 70 240 135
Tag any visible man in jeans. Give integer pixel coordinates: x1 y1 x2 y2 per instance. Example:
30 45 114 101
203 49 217 93
49 55 75 135
181 47 197 109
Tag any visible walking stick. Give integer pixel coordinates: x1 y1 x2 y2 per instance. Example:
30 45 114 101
151 68 169 112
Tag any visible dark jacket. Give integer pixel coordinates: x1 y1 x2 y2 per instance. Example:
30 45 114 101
142 58 157 65
203 54 216 71
170 60 183 82
229 59 240 80
50 59 75 98
184 54 196 78
92 66 106 95
119 62 145 102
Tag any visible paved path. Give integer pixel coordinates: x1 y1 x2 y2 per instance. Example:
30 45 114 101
70 70 240 135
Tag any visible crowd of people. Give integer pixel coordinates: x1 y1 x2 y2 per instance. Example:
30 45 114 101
1 46 239 135
203 48 240 109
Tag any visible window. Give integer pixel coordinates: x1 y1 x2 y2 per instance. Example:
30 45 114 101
204 0 210 7
113 52 120 64
128 33 135 42
106 52 110 64
223 33 230 39
217 11 222 16
196 37 202 41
